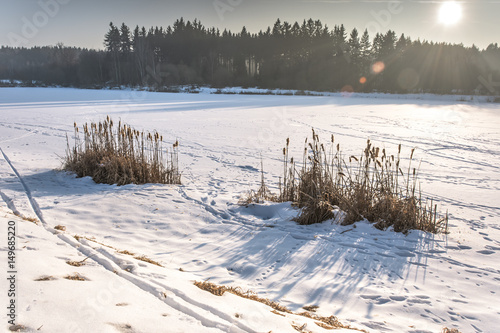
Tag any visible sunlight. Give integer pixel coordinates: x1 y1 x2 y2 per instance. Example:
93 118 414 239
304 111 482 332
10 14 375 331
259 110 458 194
438 1 463 25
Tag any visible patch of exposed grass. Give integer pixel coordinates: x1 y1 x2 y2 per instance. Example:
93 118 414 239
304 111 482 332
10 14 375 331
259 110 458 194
118 250 135 256
302 305 319 312
11 211 39 224
275 129 448 234
54 225 66 231
64 116 181 186
66 258 88 267
23 216 39 223
195 280 291 313
64 273 87 281
35 275 56 281
9 324 28 332
442 328 461 333
194 280 365 331
134 255 163 267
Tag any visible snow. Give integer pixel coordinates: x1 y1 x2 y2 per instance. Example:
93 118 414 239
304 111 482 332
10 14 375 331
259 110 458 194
1 87 499 333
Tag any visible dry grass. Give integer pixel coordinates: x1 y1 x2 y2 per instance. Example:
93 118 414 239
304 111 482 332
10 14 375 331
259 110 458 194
195 280 291 313
118 250 135 256
64 273 87 281
11 211 39 224
302 305 319 312
9 325 28 332
291 322 308 332
64 116 181 186
134 255 163 267
277 129 448 234
66 258 88 267
194 280 366 332
22 216 39 223
442 328 461 333
54 225 66 231
239 159 278 205
35 275 56 281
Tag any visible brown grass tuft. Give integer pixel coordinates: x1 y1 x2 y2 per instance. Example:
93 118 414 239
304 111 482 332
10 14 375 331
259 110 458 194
54 225 66 231
66 258 88 267
64 117 181 186
134 255 163 267
118 250 135 256
64 273 87 281
35 275 56 281
23 216 39 223
302 305 319 312
442 328 461 333
291 322 308 332
9 324 28 332
194 280 366 331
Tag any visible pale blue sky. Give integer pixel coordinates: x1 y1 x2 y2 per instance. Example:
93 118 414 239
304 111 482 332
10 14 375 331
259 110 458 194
1 0 499 49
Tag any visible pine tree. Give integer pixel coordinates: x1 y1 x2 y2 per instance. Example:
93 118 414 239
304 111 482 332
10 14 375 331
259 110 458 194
104 22 122 84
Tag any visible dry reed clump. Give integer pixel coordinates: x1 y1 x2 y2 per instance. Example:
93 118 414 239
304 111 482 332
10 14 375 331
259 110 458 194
239 159 278 205
64 116 181 186
278 129 448 234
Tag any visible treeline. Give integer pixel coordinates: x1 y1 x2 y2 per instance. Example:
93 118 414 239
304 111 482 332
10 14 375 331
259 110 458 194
1 18 500 94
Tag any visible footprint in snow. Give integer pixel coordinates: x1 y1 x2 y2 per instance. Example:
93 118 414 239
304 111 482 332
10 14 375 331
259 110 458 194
477 250 495 255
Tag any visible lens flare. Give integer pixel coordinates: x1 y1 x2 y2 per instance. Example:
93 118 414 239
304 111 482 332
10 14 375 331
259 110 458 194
371 61 385 74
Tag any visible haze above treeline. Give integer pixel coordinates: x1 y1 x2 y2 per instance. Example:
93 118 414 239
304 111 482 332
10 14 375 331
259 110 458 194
1 18 499 95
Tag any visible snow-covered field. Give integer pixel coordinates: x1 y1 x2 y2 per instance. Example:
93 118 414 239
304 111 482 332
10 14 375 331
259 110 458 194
1 87 499 333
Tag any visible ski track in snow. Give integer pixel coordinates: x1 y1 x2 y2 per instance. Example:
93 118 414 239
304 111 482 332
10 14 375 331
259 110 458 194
1 88 499 333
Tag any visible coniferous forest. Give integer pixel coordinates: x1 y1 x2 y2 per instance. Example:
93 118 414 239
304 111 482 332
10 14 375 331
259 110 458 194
1 18 499 95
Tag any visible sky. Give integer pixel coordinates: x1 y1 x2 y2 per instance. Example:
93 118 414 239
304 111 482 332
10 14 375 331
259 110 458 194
1 0 499 50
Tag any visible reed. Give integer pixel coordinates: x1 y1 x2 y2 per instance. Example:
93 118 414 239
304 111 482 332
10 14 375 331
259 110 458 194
64 116 181 186
277 129 447 234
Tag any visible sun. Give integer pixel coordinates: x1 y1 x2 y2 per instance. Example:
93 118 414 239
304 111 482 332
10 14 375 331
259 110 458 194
438 1 463 25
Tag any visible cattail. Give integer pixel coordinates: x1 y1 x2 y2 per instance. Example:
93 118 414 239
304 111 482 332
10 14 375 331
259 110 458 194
331 134 334 143
283 147 286 155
